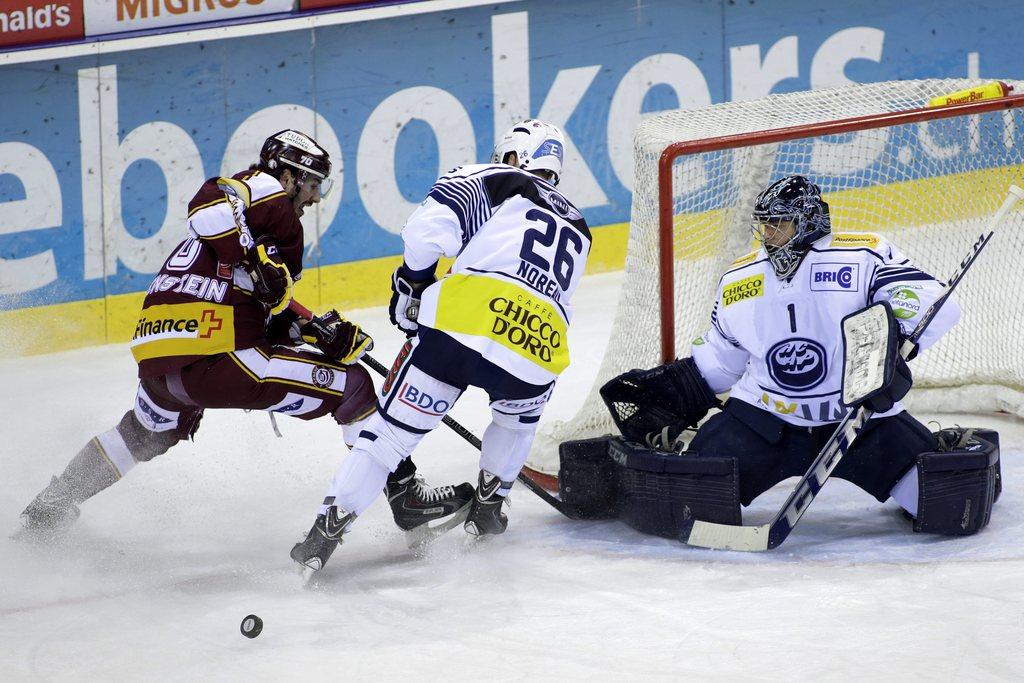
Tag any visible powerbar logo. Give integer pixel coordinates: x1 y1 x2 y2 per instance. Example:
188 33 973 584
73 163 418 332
722 273 764 307
831 233 880 248
489 296 562 363
0 5 71 33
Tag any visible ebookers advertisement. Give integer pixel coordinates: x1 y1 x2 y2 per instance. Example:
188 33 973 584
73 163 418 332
1 0 1024 355
0 1 84 47
82 0 294 36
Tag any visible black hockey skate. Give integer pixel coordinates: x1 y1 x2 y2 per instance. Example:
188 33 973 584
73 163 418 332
20 477 81 532
464 470 512 537
290 505 356 573
386 471 474 532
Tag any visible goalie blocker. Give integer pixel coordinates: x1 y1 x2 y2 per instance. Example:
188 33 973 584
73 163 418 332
559 426 1000 539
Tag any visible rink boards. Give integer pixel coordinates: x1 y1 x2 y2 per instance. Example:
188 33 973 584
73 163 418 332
3 0 1024 356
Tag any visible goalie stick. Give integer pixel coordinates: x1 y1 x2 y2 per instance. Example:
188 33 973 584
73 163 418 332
287 301 582 520
679 184 1024 552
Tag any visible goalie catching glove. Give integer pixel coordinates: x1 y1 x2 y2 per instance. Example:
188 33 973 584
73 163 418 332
300 310 374 365
388 263 436 336
600 357 719 445
244 239 292 315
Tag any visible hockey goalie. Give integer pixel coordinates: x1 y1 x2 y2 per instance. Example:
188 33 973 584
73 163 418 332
558 175 1002 543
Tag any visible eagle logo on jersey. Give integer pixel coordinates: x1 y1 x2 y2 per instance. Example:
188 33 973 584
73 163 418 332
766 337 828 391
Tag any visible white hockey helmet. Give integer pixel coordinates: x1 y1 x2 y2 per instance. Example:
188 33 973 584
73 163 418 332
492 119 566 185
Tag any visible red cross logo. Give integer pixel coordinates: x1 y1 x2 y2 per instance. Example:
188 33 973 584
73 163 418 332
199 309 224 338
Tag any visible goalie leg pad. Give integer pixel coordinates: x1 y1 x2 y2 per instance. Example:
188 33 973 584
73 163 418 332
558 436 619 520
915 430 999 536
556 436 743 534
609 438 741 540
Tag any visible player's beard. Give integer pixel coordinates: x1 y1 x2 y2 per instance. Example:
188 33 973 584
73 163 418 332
293 195 314 218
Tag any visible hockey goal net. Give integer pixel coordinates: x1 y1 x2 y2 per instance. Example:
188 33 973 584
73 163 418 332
527 78 1024 481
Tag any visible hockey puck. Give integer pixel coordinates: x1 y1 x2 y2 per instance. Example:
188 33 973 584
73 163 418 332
240 614 263 639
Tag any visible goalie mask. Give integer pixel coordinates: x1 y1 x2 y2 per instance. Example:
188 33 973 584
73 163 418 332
259 129 334 198
492 119 565 186
751 175 831 279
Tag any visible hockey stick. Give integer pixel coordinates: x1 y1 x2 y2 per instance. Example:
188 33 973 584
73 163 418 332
286 300 581 519
680 184 1024 551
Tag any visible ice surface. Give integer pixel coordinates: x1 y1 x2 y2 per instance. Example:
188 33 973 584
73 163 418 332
1 272 1022 680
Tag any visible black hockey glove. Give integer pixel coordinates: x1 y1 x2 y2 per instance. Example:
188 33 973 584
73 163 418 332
600 357 719 444
244 239 292 314
389 263 436 337
300 310 374 365
266 308 303 346
862 354 913 413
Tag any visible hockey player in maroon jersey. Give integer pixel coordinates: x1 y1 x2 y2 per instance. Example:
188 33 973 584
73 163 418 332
21 130 471 535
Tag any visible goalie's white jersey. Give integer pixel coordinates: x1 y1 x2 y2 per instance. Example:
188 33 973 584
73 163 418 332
692 232 960 427
404 164 591 386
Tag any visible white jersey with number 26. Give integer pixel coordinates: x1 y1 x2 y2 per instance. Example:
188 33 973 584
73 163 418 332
403 164 592 386
691 232 961 427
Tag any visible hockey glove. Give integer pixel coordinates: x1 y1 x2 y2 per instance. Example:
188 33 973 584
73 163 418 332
245 240 292 315
389 264 436 337
300 310 374 365
600 357 719 445
266 308 303 346
863 355 912 413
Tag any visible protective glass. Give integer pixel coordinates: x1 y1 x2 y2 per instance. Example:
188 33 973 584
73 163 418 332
298 172 333 199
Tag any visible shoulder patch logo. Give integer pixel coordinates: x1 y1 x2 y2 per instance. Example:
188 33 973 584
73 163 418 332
536 186 582 220
831 232 880 248
722 273 764 306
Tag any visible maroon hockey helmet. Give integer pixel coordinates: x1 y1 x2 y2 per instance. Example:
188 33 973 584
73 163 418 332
259 130 334 197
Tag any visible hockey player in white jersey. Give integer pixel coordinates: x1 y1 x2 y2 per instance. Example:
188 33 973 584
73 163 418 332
292 119 592 571
600 175 989 536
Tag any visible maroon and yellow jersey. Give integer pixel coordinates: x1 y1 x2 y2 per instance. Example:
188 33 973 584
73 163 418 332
131 170 304 378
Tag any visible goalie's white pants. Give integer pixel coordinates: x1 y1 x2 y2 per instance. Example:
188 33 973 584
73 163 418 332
318 329 552 517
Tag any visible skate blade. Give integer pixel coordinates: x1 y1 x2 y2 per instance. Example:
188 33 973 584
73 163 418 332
404 503 471 549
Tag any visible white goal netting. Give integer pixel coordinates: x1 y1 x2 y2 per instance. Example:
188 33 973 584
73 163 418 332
529 78 1024 476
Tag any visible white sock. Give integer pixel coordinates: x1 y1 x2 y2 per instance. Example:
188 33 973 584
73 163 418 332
96 427 137 477
318 449 390 516
479 421 536 484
